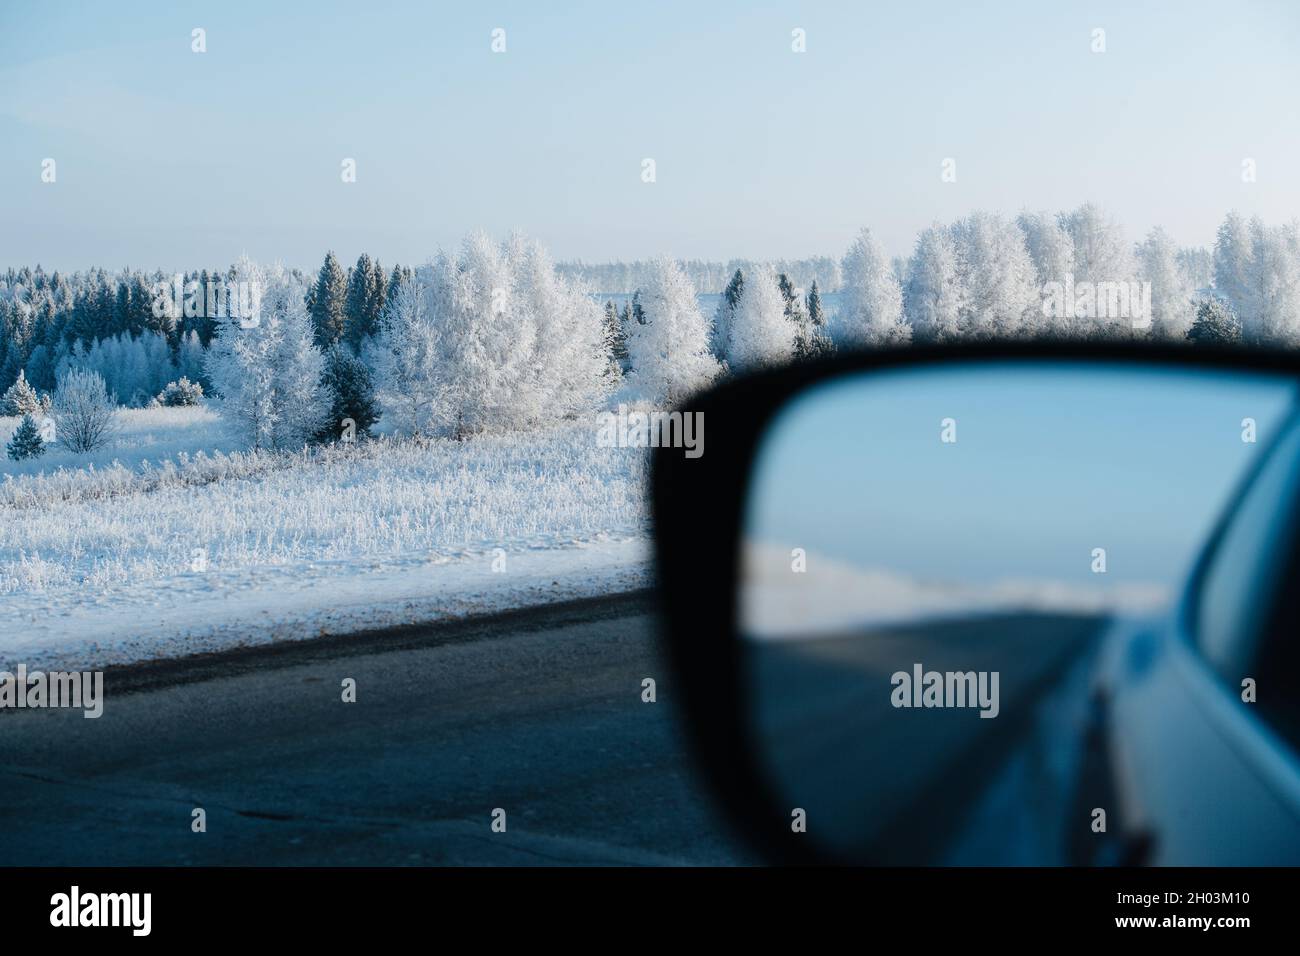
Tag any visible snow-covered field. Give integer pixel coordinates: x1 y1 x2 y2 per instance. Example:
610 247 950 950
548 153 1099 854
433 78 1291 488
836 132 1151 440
0 404 240 479
1 406 653 670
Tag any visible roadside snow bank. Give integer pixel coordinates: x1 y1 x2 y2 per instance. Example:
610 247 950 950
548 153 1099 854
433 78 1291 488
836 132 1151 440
741 542 1169 639
1 536 652 672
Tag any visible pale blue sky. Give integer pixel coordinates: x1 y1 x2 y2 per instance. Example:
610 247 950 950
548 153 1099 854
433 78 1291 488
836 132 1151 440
2 0 1298 271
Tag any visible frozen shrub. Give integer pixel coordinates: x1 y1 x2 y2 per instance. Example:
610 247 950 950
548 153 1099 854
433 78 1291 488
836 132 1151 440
157 377 205 407
53 368 118 454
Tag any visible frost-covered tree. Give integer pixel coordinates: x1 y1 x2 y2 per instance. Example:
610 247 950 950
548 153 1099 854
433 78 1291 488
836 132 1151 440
795 280 834 360
1213 211 1255 326
156 377 204 407
837 228 910 347
1186 296 1242 346
205 258 327 450
1246 218 1300 344
177 330 208 389
6 413 45 460
949 212 1040 338
374 232 610 437
712 268 744 360
1059 203 1132 285
1 369 42 416
904 224 965 341
57 330 180 406
52 368 117 453
626 257 721 403
370 270 443 437
510 235 613 422
728 264 795 370
777 273 805 325
1177 247 1213 292
1136 227 1194 339
603 300 629 371
1017 211 1075 290
414 233 535 437
807 281 826 329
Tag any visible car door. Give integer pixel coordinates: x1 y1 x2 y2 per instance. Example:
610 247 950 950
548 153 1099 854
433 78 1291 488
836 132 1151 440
1104 411 1300 864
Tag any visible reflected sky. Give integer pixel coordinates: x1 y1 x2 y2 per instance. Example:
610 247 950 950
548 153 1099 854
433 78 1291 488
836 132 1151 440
746 363 1297 590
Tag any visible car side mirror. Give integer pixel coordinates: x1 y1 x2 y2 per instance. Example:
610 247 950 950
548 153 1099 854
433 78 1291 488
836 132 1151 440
652 342 1299 865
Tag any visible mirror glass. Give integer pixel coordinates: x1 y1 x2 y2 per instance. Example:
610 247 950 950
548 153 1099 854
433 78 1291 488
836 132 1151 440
740 361 1297 864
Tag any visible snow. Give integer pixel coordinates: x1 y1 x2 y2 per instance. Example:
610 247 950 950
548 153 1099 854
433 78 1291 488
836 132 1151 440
1 535 651 673
740 542 1170 640
1 407 654 670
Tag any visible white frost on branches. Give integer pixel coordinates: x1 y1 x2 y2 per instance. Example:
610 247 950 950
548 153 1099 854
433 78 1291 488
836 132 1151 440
836 228 911 347
625 257 721 404
373 232 612 438
727 264 796 370
204 257 326 450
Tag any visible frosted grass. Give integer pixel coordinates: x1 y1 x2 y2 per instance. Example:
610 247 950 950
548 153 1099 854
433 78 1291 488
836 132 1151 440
0 409 648 595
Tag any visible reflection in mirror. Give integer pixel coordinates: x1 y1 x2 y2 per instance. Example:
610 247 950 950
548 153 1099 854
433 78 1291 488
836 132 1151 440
740 362 1297 864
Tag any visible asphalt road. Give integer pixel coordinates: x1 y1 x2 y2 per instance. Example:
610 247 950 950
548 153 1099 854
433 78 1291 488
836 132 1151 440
0 595 1105 866
749 613 1105 863
0 593 760 866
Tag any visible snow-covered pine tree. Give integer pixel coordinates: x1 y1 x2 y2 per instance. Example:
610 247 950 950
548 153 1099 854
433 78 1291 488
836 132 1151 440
712 268 744 360
604 300 629 371
626 257 721 403
796 280 834 360
807 280 825 328
1 369 42 416
386 264 414 305
6 413 45 460
728 264 795 370
1186 297 1242 346
156 376 204 407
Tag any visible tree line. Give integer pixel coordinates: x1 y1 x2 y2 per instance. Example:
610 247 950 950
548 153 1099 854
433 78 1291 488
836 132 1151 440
3 204 1297 459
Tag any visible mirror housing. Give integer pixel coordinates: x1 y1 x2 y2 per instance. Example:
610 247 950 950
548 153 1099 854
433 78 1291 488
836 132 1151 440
652 341 1300 865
